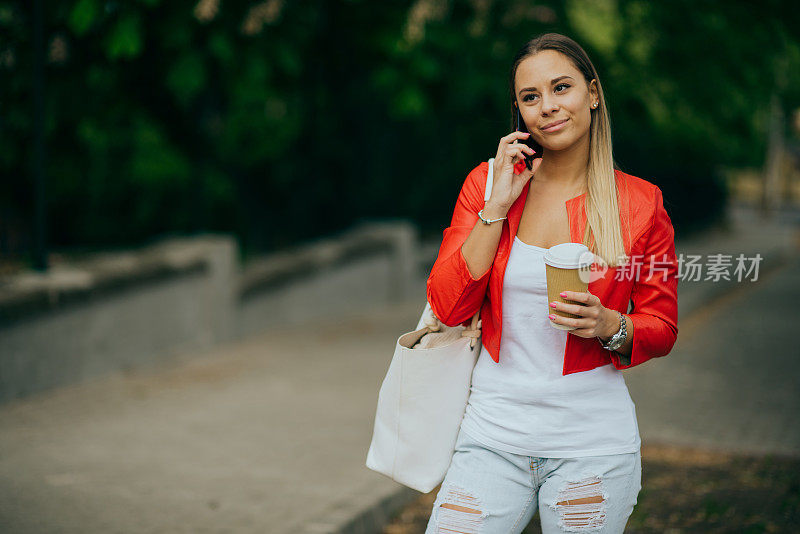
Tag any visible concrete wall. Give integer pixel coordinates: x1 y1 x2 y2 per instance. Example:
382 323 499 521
0 222 418 404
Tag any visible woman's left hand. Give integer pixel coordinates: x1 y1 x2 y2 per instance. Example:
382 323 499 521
548 290 616 339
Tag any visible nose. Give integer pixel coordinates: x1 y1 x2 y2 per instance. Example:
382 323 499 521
540 92 559 115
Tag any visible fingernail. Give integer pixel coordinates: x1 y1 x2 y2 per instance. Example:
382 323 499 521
550 302 557 308
560 291 567 297
548 314 556 320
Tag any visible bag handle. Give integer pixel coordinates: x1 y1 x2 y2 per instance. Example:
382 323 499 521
461 309 481 348
485 158 495 202
418 159 492 345
455 157 492 347
422 305 481 340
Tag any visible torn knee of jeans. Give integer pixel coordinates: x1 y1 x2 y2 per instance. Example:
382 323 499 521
435 483 486 533
550 475 607 532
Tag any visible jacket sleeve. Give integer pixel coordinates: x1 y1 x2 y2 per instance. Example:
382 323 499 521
610 186 679 370
426 163 492 327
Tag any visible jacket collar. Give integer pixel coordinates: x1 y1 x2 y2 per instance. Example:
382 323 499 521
505 170 631 251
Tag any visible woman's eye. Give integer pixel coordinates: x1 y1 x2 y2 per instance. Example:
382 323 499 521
522 84 571 102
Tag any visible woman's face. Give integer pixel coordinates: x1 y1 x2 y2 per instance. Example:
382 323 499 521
514 50 598 152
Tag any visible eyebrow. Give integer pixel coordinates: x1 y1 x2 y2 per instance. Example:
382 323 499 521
518 76 574 94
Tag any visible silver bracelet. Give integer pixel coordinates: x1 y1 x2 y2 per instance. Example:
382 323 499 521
477 209 507 225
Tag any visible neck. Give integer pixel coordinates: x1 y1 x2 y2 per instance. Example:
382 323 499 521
535 130 591 192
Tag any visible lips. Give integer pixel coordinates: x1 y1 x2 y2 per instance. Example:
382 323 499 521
541 119 568 131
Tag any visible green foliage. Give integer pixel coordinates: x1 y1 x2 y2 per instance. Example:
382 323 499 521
68 0 99 36
166 52 206 106
1 0 799 259
106 13 144 60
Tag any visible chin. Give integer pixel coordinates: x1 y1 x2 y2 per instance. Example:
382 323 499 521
543 139 574 151
550 131 588 151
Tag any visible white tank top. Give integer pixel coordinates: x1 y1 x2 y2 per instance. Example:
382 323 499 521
459 236 641 457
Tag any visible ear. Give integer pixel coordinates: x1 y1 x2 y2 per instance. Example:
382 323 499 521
589 79 599 102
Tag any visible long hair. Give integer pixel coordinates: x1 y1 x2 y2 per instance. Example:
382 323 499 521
508 33 629 267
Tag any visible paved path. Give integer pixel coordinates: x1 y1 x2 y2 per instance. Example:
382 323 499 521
0 206 798 533
623 204 800 456
626 252 800 456
0 301 426 534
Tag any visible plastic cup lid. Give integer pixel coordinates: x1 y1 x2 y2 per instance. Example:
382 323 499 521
543 242 592 269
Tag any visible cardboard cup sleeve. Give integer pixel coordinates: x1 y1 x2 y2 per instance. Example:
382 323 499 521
543 242 593 331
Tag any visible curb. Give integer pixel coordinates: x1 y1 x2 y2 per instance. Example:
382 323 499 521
301 484 420 534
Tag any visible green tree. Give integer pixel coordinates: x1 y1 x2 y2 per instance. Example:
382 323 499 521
1 0 797 263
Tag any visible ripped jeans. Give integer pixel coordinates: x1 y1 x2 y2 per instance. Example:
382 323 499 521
425 427 641 533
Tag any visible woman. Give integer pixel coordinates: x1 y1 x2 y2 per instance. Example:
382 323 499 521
424 33 678 533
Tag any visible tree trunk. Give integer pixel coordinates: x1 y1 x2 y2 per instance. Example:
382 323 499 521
761 92 785 217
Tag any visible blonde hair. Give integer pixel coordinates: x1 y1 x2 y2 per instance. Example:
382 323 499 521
508 33 629 267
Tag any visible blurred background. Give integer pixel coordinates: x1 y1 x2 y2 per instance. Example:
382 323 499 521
1 0 799 267
1 1 800 533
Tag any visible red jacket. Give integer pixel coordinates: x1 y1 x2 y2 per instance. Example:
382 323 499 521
426 161 679 375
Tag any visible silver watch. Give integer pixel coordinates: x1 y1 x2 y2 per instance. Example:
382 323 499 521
598 311 627 351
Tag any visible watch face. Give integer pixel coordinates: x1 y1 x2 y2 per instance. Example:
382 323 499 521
602 328 625 350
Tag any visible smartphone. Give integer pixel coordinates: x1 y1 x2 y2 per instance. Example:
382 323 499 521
516 108 542 170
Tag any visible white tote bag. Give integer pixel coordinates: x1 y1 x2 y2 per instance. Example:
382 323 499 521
365 160 494 494
365 302 481 493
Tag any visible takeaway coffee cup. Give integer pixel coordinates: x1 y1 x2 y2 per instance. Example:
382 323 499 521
544 243 593 331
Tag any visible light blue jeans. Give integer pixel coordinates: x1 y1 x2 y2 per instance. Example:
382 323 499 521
425 427 642 533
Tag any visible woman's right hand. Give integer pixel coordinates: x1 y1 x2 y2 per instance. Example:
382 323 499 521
487 131 542 213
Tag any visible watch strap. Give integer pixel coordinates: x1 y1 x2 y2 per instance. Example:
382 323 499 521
599 311 627 351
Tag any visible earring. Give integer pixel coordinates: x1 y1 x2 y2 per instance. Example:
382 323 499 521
592 102 598 108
